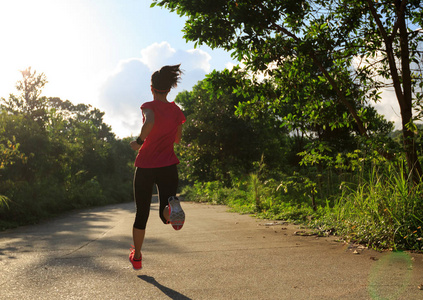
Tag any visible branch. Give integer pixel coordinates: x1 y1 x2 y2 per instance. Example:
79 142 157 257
390 0 408 41
271 23 369 137
365 0 405 107
365 0 391 43
271 23 300 42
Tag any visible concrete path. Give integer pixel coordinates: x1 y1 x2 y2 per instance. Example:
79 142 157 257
1 200 422 300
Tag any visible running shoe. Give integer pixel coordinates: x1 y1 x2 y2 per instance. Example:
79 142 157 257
129 246 142 270
168 196 185 230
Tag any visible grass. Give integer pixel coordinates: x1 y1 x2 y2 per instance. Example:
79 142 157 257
0 178 133 231
0 195 9 208
314 163 423 251
181 161 423 252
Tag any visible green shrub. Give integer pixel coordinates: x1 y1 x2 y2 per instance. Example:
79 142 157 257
181 160 423 251
313 162 423 251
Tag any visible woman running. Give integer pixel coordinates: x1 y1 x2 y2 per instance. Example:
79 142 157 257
129 64 186 270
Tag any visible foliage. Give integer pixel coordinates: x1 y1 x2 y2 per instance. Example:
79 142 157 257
314 160 423 251
150 0 423 251
176 70 422 250
0 68 135 229
181 174 317 224
183 154 423 251
152 0 423 181
0 117 27 170
175 69 290 184
2 67 48 117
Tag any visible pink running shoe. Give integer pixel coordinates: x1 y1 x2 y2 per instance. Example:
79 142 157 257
168 196 185 230
129 246 142 270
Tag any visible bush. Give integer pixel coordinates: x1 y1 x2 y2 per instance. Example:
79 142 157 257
313 162 423 251
181 174 318 222
181 160 423 251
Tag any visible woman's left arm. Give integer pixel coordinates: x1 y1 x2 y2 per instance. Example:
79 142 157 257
139 109 155 140
130 108 155 151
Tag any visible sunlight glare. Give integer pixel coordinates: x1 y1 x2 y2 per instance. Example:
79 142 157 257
0 0 102 103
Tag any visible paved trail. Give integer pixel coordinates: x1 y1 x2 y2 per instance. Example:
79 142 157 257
1 200 422 300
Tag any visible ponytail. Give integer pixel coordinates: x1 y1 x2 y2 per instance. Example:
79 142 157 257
151 64 182 93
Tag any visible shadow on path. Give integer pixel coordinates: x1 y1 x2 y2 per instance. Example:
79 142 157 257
138 275 192 300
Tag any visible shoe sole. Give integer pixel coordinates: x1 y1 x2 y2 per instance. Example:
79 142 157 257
168 197 185 230
131 265 142 270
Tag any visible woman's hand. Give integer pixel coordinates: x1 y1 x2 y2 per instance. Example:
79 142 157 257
130 140 141 151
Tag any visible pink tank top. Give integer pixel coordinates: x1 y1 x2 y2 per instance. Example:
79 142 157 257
134 100 186 168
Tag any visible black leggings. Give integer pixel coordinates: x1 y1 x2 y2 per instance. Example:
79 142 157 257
133 164 179 230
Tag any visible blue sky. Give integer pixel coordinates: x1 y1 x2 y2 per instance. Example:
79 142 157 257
0 0 236 138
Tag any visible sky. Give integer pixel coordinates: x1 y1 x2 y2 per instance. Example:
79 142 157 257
0 0 403 139
0 0 236 138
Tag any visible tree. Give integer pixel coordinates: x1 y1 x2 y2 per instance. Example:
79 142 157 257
0 114 26 170
234 55 394 166
152 0 423 182
0 69 135 226
0 113 27 208
175 69 289 183
1 67 48 125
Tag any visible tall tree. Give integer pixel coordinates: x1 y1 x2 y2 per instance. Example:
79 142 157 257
234 55 393 165
152 0 423 182
1 67 48 125
175 70 289 183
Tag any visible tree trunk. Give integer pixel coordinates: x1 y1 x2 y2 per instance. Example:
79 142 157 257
397 4 423 183
402 114 422 183
367 0 422 183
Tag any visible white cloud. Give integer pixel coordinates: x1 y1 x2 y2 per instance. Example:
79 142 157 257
226 62 238 70
181 49 212 73
352 53 405 130
98 59 151 137
140 41 211 73
373 88 402 130
98 42 212 138
140 42 176 71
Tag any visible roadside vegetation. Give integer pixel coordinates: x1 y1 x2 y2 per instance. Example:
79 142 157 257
181 160 423 251
152 0 423 252
0 68 136 230
174 71 423 252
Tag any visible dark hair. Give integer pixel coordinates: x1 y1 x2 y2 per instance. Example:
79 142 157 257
151 64 182 93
